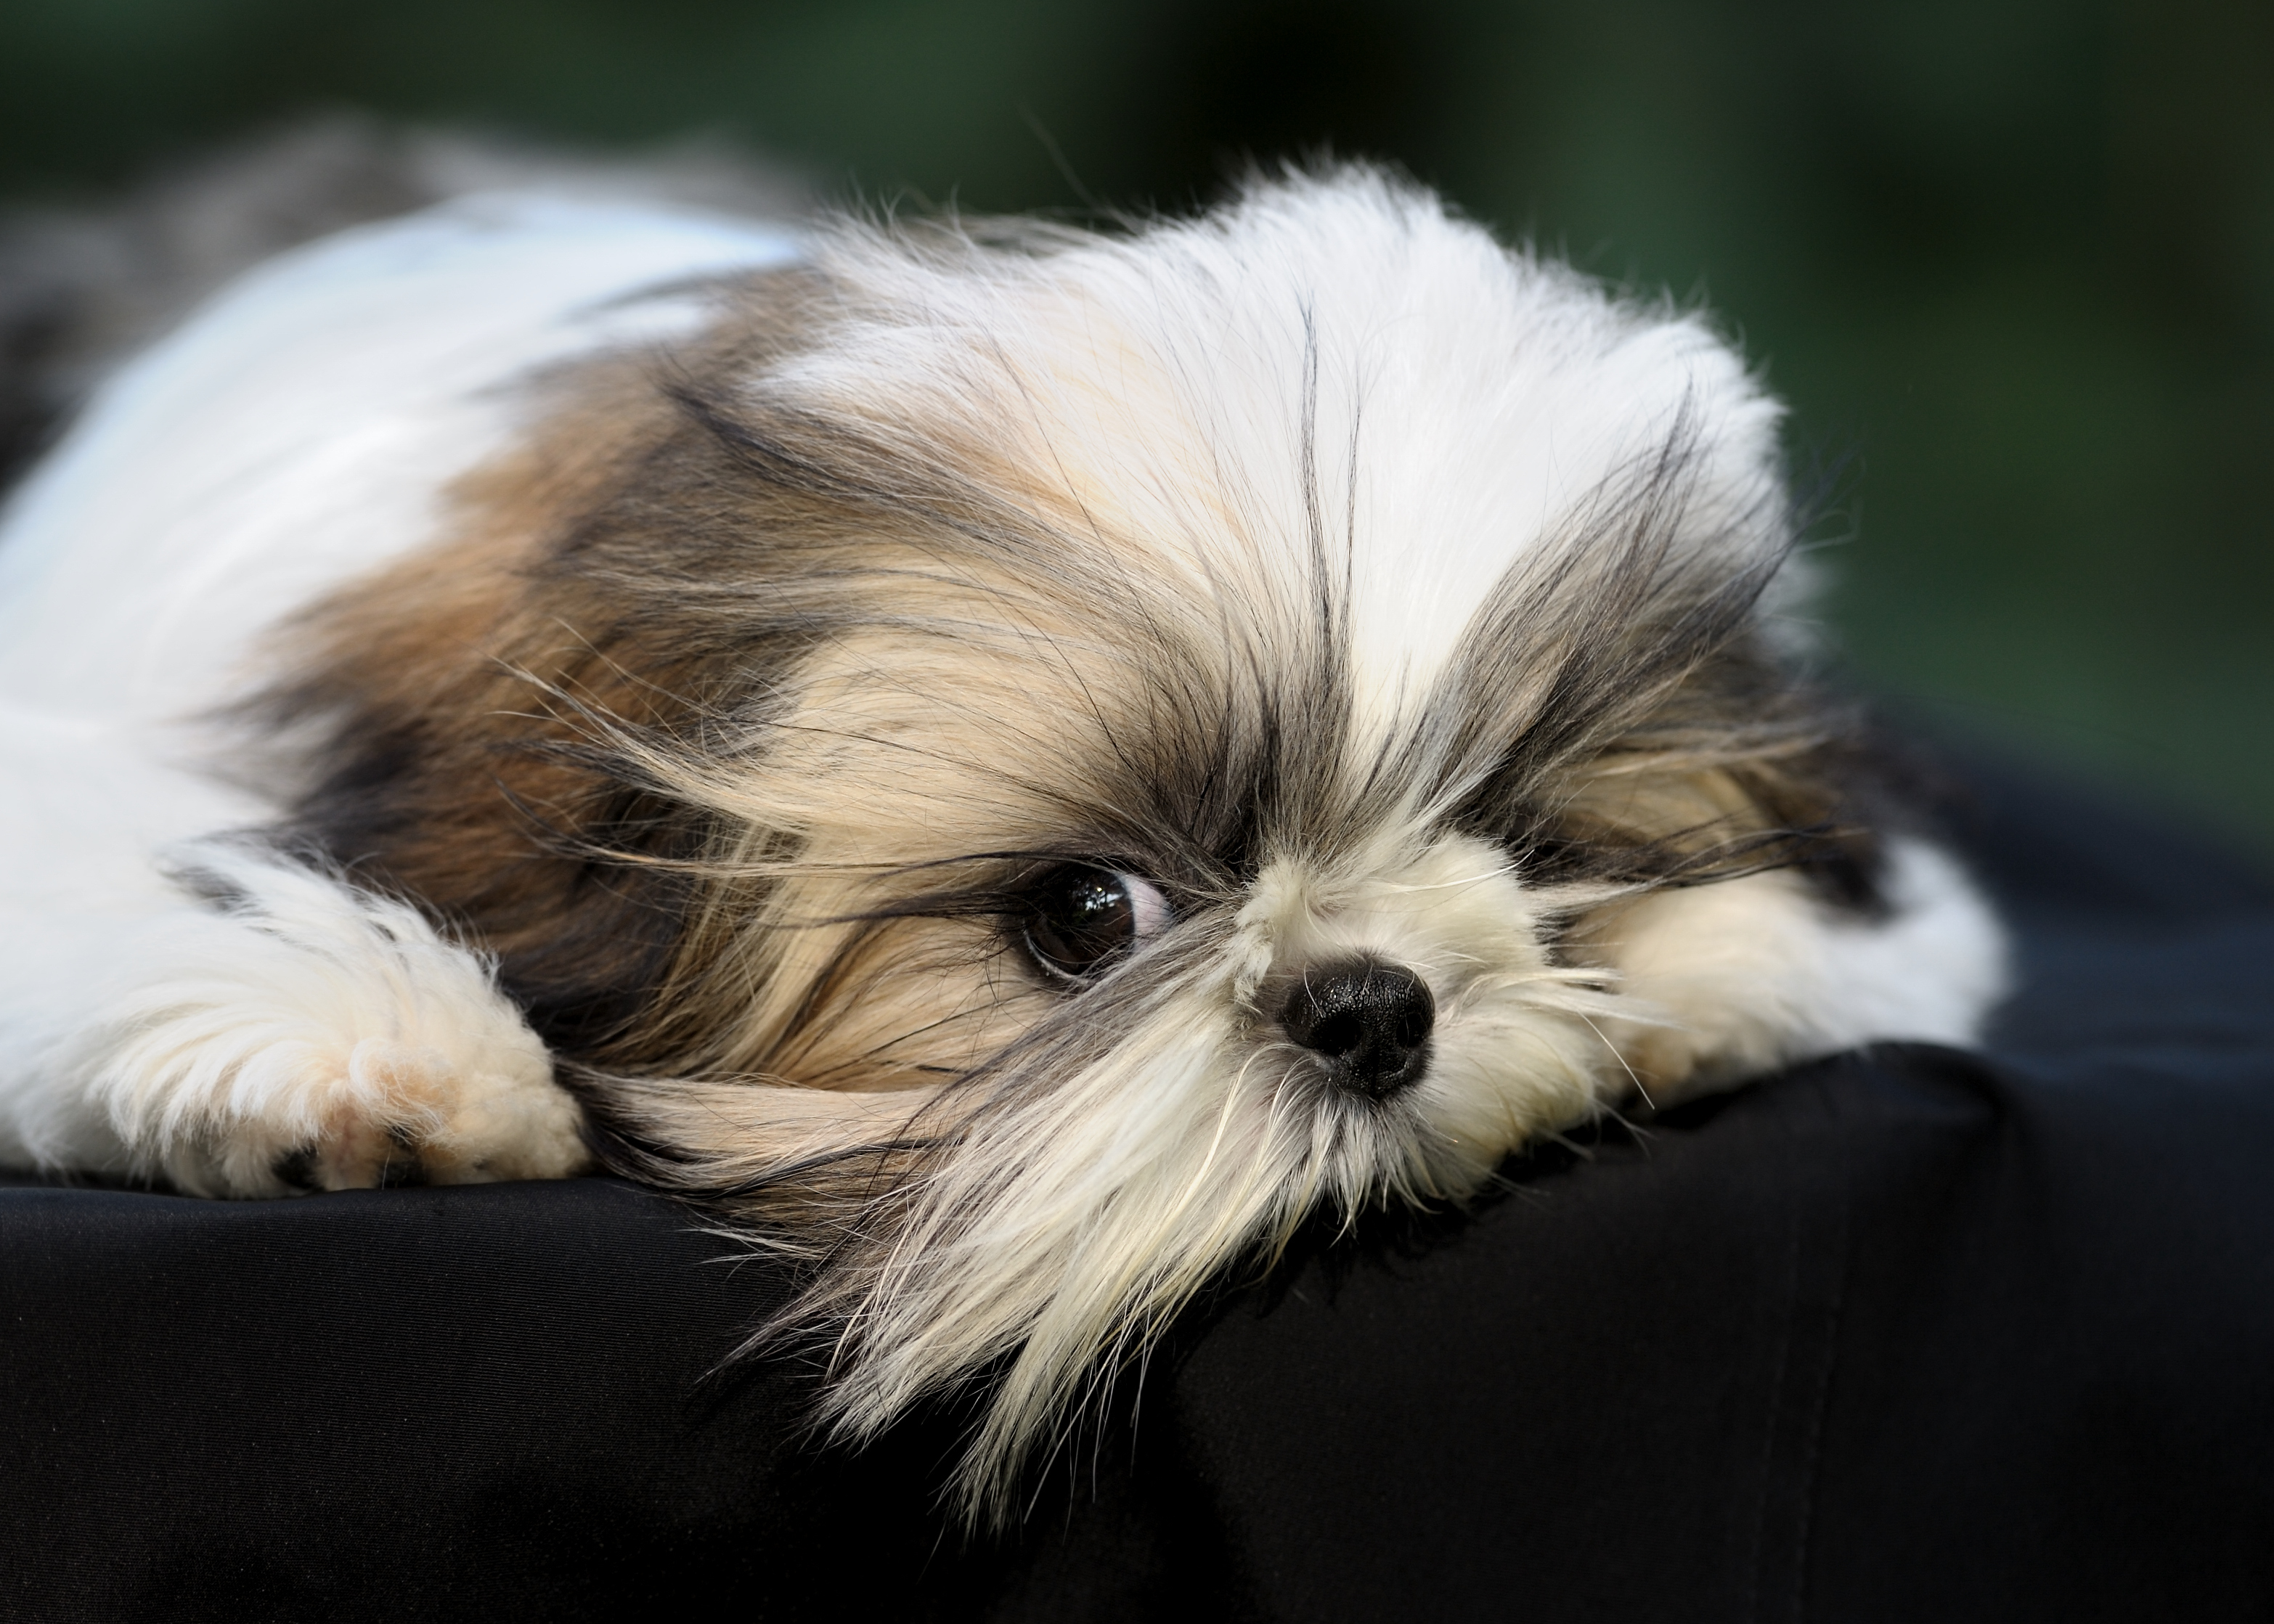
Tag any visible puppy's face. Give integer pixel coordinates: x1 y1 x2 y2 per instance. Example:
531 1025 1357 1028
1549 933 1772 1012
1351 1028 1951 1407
271 173 1872 1515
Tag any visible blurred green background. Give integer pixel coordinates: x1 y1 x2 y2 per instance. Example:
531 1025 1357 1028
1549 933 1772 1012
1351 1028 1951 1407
4 0 2269 849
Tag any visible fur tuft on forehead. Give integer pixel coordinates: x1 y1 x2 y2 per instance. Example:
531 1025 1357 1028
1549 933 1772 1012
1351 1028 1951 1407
229 166 2000 1520
773 169 1790 730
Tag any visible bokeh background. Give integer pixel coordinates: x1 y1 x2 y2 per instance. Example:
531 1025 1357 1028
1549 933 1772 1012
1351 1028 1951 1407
3 0 2269 850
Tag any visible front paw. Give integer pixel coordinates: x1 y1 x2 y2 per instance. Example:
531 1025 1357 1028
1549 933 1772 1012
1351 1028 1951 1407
164 1036 590 1198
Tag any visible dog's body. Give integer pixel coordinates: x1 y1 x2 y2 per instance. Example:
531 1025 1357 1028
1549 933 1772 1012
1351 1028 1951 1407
0 168 2004 1514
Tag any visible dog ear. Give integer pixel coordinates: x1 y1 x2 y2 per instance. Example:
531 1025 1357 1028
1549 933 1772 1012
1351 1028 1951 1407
237 268 844 1072
245 342 703 1065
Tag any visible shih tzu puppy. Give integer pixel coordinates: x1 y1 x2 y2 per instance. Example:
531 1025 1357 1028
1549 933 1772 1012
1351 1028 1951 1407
0 158 2005 1517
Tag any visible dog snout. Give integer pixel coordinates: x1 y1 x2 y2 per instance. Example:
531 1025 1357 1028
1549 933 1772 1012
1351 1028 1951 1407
1277 958 1435 1100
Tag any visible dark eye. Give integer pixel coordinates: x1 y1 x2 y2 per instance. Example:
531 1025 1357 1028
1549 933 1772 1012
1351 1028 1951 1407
1020 866 1173 983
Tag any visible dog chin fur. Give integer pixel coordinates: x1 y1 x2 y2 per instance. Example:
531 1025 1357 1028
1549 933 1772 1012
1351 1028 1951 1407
0 163 2006 1520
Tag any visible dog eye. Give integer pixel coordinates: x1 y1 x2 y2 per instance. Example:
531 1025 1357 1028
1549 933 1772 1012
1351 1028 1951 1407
1020 867 1172 982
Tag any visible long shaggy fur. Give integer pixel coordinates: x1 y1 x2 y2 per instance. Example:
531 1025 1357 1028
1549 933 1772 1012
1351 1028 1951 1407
0 158 2007 1522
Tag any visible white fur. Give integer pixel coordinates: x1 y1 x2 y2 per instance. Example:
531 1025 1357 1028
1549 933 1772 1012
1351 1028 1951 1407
9 841 579 1193
0 192 796 717
0 195 799 1180
783 171 1785 748
1579 837 2009 1095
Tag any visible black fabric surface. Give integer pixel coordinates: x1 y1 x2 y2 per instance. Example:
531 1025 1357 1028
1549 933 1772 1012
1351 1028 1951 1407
5 765 2273 1623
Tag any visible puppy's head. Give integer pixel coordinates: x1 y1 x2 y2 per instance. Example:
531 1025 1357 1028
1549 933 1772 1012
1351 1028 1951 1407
276 168 1872 1517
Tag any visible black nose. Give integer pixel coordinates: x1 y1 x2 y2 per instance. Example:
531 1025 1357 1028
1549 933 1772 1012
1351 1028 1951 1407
1277 958 1435 1100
